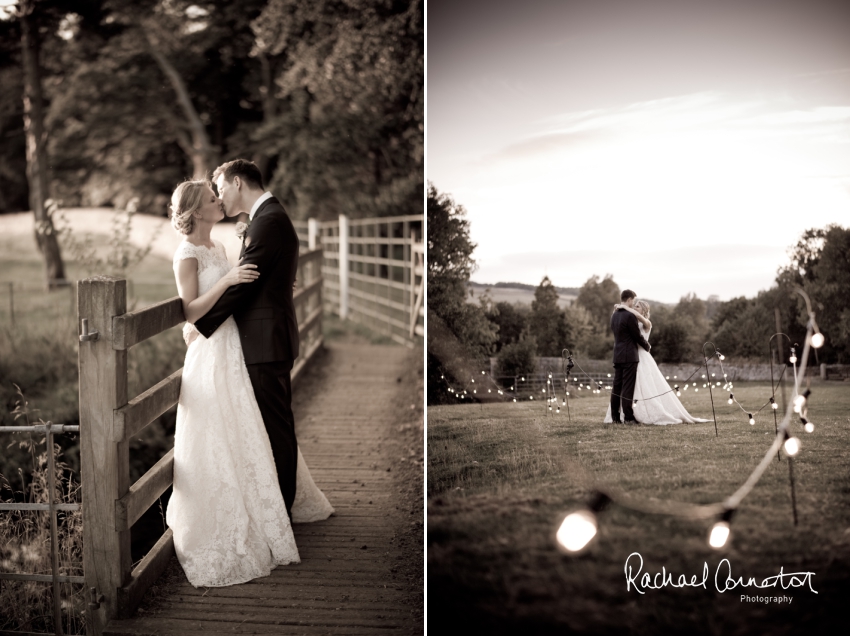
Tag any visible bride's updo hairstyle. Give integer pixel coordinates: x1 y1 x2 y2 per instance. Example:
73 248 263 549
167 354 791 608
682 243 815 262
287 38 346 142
635 300 650 318
170 179 211 235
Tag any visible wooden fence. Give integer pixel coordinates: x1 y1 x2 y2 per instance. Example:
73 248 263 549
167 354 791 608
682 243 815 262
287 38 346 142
76 247 324 634
319 214 424 347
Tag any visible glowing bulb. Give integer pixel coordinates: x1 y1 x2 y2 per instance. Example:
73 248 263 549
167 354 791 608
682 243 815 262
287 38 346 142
748 414 755 425
709 521 731 549
811 333 824 348
728 394 734 405
695 388 699 392
793 395 805 413
521 377 525 381
676 391 681 397
607 373 611 377
482 371 485 374
771 402 778 410
783 436 800 456
804 421 814 433
719 354 726 361
513 398 516 403
789 355 797 364
556 510 598 552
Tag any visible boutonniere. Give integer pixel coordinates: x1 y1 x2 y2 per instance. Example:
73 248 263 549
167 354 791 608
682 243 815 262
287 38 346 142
235 220 251 239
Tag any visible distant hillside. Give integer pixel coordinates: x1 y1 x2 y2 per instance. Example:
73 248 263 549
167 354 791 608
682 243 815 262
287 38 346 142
468 280 671 309
468 281 578 308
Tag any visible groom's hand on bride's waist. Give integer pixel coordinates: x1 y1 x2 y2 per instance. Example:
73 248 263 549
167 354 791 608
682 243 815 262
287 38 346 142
183 322 200 346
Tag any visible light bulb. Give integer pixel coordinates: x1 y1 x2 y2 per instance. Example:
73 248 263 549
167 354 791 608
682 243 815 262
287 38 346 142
676 391 681 397
719 354 726 361
556 510 598 552
783 436 800 456
811 333 824 348
793 395 805 413
709 521 731 549
789 355 797 364
607 373 611 377
748 414 755 425
728 394 734 404
804 421 814 433
482 371 485 374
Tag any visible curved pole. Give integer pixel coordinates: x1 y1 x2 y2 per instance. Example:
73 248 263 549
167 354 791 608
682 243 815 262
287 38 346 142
702 342 719 437
768 332 791 462
768 332 791 435
562 349 573 422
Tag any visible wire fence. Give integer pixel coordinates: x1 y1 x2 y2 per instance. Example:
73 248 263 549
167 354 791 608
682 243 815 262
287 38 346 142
0 422 84 636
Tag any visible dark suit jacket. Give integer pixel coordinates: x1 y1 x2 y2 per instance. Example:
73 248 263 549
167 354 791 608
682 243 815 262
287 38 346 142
610 308 650 364
195 196 300 365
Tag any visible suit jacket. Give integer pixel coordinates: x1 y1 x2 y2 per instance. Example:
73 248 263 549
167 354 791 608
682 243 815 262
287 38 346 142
610 308 650 364
195 196 300 365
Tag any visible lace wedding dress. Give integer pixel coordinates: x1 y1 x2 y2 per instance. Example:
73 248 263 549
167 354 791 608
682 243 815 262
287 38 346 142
604 323 709 425
166 240 334 588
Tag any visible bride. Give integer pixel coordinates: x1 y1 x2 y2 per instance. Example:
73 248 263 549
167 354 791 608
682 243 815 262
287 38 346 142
604 300 708 425
166 179 333 588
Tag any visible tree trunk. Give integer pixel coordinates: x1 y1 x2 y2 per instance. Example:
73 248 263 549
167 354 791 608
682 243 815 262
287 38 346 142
144 30 217 179
21 7 66 288
253 53 277 181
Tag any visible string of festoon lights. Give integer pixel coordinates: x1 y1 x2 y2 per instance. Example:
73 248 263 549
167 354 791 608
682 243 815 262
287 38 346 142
555 287 825 554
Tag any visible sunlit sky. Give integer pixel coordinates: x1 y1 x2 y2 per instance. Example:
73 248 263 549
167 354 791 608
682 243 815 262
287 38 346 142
428 0 850 303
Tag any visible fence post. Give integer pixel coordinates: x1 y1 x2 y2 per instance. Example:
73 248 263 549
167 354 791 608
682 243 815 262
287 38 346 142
78 276 130 632
308 218 319 250
339 214 349 319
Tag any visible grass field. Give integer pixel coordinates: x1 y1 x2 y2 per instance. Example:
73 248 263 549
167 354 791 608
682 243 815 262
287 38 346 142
428 381 850 635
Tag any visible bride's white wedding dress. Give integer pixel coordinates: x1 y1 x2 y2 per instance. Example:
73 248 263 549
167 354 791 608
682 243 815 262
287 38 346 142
166 239 334 588
604 323 709 425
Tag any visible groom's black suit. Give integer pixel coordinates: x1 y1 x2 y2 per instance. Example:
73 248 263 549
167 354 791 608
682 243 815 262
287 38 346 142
195 196 300 515
610 308 651 423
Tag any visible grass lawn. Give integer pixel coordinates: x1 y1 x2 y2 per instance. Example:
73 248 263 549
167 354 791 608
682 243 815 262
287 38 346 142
428 381 850 635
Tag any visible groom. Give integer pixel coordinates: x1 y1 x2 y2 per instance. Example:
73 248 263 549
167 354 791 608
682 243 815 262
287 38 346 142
194 159 301 516
610 289 651 424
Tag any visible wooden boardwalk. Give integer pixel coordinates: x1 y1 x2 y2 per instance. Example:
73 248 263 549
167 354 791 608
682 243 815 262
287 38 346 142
104 342 422 635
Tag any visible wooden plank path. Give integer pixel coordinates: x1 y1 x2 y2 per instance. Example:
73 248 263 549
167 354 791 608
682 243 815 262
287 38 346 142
104 342 422 635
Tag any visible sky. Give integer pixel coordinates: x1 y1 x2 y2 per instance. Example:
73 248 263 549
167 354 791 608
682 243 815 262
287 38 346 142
427 0 850 304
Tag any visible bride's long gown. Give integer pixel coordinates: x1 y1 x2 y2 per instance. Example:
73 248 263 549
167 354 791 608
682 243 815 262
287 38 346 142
166 239 334 588
604 323 709 425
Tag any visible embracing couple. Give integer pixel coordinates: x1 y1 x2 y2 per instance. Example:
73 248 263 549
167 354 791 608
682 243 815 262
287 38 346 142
166 159 333 588
605 289 707 426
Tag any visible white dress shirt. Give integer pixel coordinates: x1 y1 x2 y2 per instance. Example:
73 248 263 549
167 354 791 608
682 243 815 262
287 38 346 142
249 191 274 221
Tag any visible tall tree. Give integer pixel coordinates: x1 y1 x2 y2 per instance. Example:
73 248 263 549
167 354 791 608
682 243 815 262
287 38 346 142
530 276 565 356
576 274 620 334
15 0 66 285
251 0 423 220
427 184 496 402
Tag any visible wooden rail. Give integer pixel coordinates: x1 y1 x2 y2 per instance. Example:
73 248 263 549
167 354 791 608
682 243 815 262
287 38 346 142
78 248 325 634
